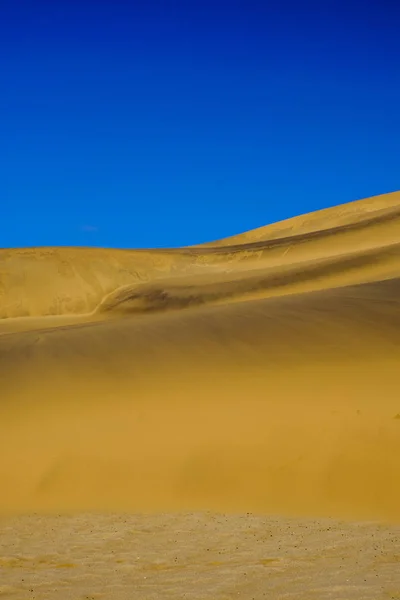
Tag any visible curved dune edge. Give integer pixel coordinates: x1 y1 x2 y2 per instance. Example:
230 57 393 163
199 190 400 246
0 191 400 520
0 190 399 321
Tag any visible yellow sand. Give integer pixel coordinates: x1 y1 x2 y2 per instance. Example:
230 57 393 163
1 191 400 520
1 513 399 599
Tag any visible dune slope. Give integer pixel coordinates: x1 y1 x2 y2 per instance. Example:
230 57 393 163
0 191 400 520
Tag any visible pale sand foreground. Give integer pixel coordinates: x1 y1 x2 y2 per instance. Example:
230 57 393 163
1 513 399 599
1 192 400 597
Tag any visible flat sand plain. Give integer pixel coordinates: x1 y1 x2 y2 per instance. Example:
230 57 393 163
1 191 400 597
1 513 399 599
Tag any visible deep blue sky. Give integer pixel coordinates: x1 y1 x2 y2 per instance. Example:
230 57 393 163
1 0 399 248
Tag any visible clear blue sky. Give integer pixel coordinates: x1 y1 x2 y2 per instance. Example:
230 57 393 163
1 0 399 248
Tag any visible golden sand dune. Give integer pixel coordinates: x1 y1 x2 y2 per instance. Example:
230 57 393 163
1 191 400 521
1 190 400 320
201 190 400 246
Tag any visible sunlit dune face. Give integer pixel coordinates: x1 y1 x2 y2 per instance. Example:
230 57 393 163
1 191 400 521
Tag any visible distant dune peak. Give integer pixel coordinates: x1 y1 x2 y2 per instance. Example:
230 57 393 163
0 190 399 321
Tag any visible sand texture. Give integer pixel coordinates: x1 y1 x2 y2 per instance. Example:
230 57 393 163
0 513 399 599
1 191 400 596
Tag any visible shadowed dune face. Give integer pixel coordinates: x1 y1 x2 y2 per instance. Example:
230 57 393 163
1 191 400 520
